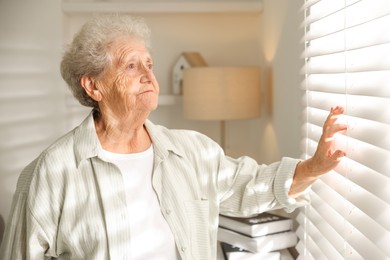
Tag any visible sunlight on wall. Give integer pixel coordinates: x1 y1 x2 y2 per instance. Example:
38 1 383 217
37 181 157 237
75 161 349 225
256 0 304 162
258 121 279 164
261 1 288 63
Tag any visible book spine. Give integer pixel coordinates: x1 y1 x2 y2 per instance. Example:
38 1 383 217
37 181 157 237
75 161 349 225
218 227 298 253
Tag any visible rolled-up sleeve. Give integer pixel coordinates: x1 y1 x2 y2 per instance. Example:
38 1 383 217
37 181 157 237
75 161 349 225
273 157 311 212
146 120 311 217
218 154 310 216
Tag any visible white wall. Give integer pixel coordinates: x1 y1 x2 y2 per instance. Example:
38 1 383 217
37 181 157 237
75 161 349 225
224 0 304 165
259 0 305 162
0 0 63 240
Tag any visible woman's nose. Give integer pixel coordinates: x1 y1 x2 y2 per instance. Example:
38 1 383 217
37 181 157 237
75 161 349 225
139 62 150 73
139 63 152 82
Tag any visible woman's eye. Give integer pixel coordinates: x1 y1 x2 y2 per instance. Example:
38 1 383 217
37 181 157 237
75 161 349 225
128 64 135 69
148 64 153 70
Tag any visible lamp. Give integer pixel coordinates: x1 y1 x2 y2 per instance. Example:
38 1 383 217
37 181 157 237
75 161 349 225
183 67 261 150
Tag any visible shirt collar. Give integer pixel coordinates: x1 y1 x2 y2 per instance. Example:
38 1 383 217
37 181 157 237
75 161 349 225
144 119 184 160
73 110 183 167
73 110 101 167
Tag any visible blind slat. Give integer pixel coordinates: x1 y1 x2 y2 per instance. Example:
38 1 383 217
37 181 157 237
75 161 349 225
304 113 390 151
305 91 390 124
307 43 390 72
306 9 345 42
345 14 390 49
346 0 390 28
306 14 390 57
308 0 346 24
305 71 390 97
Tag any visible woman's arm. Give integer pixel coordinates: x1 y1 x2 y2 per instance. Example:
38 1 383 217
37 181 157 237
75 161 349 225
289 106 347 197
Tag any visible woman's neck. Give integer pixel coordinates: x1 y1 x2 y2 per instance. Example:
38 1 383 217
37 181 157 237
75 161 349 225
94 110 152 154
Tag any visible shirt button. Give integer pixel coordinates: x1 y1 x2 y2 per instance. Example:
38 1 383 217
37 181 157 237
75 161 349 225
181 246 187 252
165 208 171 215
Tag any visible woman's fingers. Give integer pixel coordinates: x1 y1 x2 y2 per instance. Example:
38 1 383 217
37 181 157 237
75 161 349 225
331 150 346 161
324 124 348 139
323 106 344 131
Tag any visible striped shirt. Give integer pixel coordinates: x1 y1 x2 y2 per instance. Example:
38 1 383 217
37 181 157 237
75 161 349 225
0 111 309 260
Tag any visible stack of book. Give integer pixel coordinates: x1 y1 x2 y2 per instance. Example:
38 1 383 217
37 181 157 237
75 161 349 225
218 212 297 260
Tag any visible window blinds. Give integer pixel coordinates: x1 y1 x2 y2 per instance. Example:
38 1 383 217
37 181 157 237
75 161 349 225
297 0 390 259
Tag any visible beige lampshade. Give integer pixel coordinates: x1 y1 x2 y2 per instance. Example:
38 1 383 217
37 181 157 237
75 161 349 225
183 67 261 120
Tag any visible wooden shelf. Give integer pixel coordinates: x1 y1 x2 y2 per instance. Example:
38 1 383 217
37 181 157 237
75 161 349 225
62 1 263 14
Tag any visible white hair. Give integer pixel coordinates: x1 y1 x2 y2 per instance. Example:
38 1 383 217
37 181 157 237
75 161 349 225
60 14 151 108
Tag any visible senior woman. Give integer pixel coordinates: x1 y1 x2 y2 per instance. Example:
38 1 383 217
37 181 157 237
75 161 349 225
0 14 346 259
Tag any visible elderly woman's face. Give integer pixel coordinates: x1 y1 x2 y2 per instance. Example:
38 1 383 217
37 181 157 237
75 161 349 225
96 36 159 117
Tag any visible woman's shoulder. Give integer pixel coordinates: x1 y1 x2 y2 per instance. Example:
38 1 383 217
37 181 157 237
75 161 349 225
148 121 217 147
40 129 78 160
146 120 224 162
14 129 77 196
38 112 96 165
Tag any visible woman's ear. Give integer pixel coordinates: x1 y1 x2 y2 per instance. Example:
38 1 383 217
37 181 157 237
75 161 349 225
80 76 102 101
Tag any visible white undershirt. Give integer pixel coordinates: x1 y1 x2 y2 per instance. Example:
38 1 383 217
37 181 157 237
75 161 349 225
101 146 180 260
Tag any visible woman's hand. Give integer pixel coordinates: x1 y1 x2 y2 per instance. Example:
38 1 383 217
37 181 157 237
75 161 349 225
289 106 347 197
